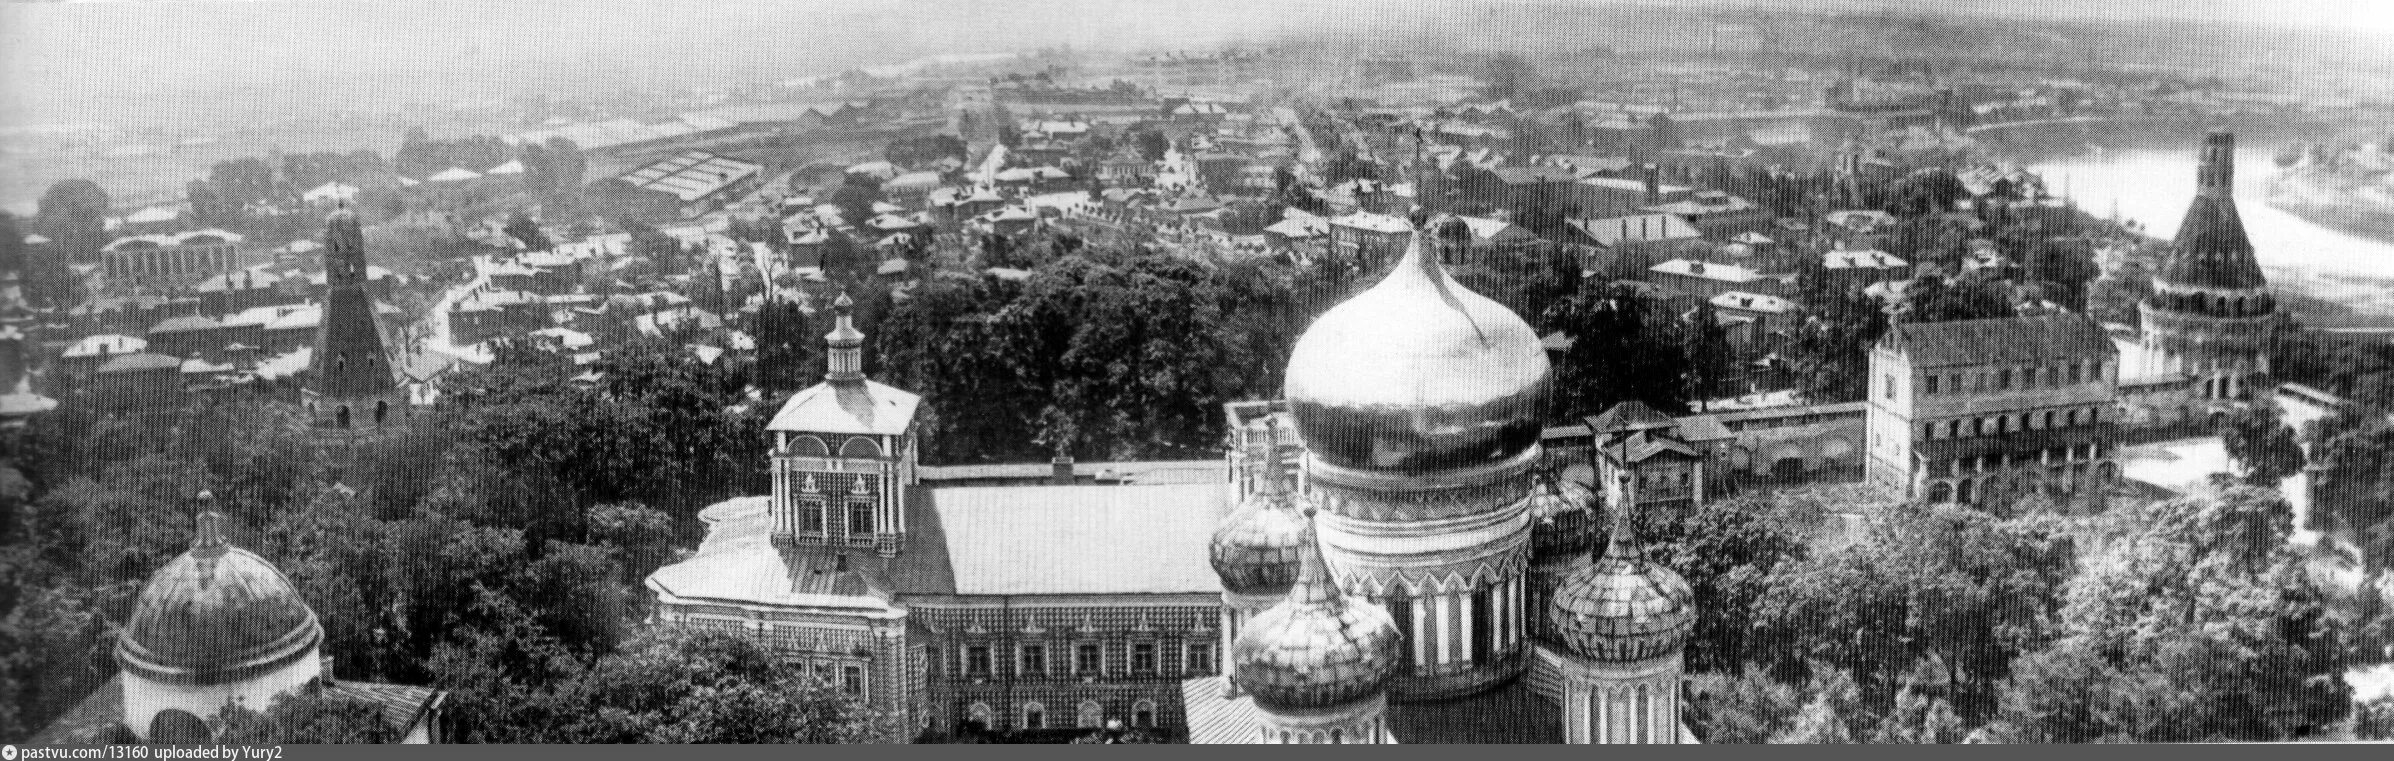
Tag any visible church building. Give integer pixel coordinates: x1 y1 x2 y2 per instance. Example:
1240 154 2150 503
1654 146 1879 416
31 508 447 744
649 219 1703 743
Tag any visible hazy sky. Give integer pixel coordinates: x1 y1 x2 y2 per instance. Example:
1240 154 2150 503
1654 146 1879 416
2 0 2385 132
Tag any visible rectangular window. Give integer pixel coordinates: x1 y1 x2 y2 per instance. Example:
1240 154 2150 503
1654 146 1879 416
1884 375 1896 400
966 646 992 677
1997 368 2012 390
1924 375 1939 395
1186 643 1214 674
1076 643 1103 675
1020 644 1046 676
842 665 864 695
800 499 825 533
848 503 875 535
1132 643 1157 675
2068 362 2083 383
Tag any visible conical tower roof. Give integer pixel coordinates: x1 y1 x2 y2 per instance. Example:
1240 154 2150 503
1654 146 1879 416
2160 130 2267 290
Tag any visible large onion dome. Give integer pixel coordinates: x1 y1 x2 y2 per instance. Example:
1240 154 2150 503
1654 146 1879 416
1230 509 1404 710
1282 216 1552 472
1209 433 1311 596
117 512 324 685
1547 505 1694 663
1524 468 1600 558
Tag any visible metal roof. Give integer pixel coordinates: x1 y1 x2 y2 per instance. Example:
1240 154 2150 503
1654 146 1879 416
613 151 764 202
765 379 922 436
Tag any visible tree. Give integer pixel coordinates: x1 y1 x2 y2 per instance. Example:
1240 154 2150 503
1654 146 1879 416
1898 273 2017 324
32 179 109 262
1684 299 1736 407
209 157 279 209
1687 671 1803 744
1130 129 1169 162
1542 281 1694 417
1481 53 1535 101
586 502 675 584
1633 493 1809 674
1997 487 2349 742
215 686 399 744
502 213 551 252
542 137 587 194
1784 288 1889 403
2220 404 2304 486
1758 505 2074 719
2312 413 2394 613
436 626 891 743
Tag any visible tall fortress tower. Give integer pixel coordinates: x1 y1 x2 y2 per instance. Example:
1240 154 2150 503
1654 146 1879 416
2138 130 2278 405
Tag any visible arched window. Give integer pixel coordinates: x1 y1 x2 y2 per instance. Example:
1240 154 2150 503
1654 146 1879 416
1956 479 1976 505
791 435 830 457
840 437 882 458
335 405 351 429
1021 702 1046 730
1927 481 1953 503
374 400 389 425
1332 728 1344 744
1133 700 1156 728
967 702 993 732
2044 410 2056 429
1077 700 1105 728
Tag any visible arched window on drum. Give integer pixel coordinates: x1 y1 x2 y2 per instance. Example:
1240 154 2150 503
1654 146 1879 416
790 435 831 457
841 437 883 458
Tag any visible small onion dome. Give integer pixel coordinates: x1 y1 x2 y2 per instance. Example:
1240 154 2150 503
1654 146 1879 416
1282 216 1552 472
1209 435 1310 596
1231 509 1404 710
1524 470 1600 558
117 512 324 685
1547 505 1693 663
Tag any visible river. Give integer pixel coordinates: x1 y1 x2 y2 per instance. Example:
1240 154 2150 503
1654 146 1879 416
2034 145 2394 316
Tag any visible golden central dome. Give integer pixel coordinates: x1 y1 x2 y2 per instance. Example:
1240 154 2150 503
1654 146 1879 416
1282 218 1552 472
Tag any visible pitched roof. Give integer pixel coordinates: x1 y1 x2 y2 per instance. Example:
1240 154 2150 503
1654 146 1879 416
1571 214 1702 246
1880 313 2116 368
922 483 1227 595
1823 249 1908 270
1589 400 1677 434
97 352 184 373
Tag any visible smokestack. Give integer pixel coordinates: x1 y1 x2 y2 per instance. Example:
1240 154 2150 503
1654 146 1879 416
2198 130 2234 199
1643 163 1661 204
1051 456 1076 485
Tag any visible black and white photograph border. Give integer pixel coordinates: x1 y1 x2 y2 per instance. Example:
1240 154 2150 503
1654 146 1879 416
4 0 2394 745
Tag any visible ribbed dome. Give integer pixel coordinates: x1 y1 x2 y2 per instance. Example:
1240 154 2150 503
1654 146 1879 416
1230 510 1403 710
1282 217 1552 472
117 513 324 685
1548 507 1693 663
1524 470 1600 558
1209 436 1310 596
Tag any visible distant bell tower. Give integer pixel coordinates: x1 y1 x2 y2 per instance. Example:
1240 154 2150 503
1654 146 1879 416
304 209 404 431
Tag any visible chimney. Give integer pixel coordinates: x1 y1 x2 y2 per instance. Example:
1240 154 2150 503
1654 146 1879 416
319 655 336 687
1643 163 1661 204
1051 456 1076 485
2197 130 2234 198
